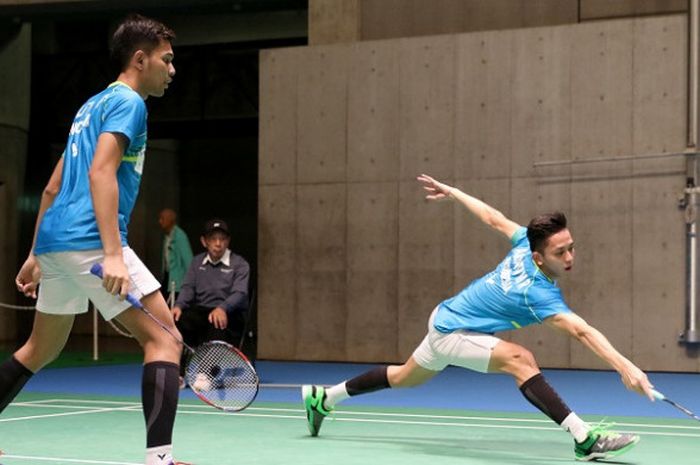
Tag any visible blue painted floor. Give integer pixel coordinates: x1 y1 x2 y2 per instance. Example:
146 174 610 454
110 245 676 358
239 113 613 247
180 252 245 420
21 360 700 420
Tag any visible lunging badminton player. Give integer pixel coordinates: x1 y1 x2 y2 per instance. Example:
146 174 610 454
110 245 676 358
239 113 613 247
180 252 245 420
304 174 655 462
2 15 186 465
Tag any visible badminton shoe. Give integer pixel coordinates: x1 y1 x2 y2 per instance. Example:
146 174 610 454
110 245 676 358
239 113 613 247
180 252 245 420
574 424 639 461
302 385 332 436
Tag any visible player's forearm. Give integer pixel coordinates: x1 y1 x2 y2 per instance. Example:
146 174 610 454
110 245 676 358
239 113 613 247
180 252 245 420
575 324 632 373
447 188 507 229
89 169 123 257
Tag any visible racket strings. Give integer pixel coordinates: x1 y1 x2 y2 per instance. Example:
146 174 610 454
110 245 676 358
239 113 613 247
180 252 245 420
185 341 258 411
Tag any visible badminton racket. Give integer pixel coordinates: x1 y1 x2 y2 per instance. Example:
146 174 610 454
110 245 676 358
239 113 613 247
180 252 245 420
90 263 259 412
652 389 700 422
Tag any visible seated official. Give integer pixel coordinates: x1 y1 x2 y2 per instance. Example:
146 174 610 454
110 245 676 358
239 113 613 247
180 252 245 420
172 219 250 349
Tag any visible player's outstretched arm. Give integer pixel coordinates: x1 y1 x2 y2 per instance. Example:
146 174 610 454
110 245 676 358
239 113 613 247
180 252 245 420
417 174 520 239
546 312 654 400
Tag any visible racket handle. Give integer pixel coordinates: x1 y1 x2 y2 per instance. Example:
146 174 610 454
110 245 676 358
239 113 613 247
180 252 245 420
651 389 665 401
89 263 143 309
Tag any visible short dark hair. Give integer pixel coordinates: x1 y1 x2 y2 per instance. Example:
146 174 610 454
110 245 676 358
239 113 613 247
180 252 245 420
526 212 568 253
110 14 175 72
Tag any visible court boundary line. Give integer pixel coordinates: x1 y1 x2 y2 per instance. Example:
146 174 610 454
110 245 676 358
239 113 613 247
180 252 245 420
6 398 698 438
0 454 140 465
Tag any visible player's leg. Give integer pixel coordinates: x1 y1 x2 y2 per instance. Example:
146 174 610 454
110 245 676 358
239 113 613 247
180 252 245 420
114 291 181 465
0 312 74 413
88 248 181 465
2 252 83 415
489 340 639 461
303 308 446 437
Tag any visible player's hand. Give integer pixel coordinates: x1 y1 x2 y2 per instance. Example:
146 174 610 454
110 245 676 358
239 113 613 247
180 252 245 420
209 307 228 330
15 254 41 298
417 174 453 201
621 364 655 401
101 255 130 300
172 306 182 321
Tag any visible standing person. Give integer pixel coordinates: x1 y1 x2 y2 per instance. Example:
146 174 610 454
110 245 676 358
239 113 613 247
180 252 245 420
158 208 193 302
7 15 186 465
172 219 250 351
303 174 655 462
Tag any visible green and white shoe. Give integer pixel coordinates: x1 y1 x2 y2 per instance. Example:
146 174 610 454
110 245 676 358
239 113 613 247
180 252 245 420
302 385 332 437
574 424 639 461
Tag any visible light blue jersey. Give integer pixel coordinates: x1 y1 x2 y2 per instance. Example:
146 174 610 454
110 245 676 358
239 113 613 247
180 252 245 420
34 82 147 254
434 227 571 334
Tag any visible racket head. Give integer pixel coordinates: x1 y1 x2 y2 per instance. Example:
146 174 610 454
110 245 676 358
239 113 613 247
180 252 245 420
184 340 259 412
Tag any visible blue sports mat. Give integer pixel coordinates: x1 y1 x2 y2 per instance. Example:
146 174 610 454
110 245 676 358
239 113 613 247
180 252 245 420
20 360 700 419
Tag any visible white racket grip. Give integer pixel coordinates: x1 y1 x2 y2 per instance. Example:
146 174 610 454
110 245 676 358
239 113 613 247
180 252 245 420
651 389 665 401
89 263 143 309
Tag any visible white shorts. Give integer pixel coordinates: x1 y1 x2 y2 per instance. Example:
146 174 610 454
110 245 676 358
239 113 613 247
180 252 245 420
36 247 160 321
412 307 502 373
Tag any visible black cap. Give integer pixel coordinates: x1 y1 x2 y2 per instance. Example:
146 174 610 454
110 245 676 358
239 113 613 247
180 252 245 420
203 218 230 236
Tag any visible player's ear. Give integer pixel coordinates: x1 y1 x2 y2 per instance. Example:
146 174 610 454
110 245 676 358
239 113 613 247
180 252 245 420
532 250 544 266
200 236 207 248
132 49 146 70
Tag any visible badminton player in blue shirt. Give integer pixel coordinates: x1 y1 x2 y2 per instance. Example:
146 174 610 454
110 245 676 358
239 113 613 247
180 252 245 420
2 15 187 465
303 174 655 462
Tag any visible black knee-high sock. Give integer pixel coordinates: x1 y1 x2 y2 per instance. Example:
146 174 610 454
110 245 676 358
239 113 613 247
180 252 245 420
346 366 390 396
142 361 180 448
519 373 571 424
0 356 34 414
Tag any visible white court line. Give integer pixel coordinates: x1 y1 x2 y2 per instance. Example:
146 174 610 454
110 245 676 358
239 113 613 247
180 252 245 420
7 399 699 437
0 454 140 465
0 404 140 423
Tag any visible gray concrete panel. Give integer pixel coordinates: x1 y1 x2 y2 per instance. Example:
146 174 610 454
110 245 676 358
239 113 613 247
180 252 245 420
258 270 297 360
296 271 347 360
296 184 347 360
347 182 399 271
455 31 512 180
410 0 467 36
581 0 687 20
361 0 415 41
632 176 695 371
347 270 400 362
347 182 399 361
309 0 360 45
511 26 572 178
259 49 300 186
297 45 349 184
632 16 687 176
571 20 634 169
258 185 297 359
398 180 454 358
399 35 455 181
347 41 401 182
361 0 577 40
297 184 346 272
569 178 634 369
259 185 296 274
463 0 578 31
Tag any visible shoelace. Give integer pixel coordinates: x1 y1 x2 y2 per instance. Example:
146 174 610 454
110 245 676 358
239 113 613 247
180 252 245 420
587 419 620 440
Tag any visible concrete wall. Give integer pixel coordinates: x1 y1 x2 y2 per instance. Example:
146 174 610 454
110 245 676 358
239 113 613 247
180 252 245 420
259 14 698 371
309 0 688 45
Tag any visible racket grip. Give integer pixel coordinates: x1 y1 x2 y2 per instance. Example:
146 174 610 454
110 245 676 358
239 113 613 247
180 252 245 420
651 389 665 401
89 263 143 309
